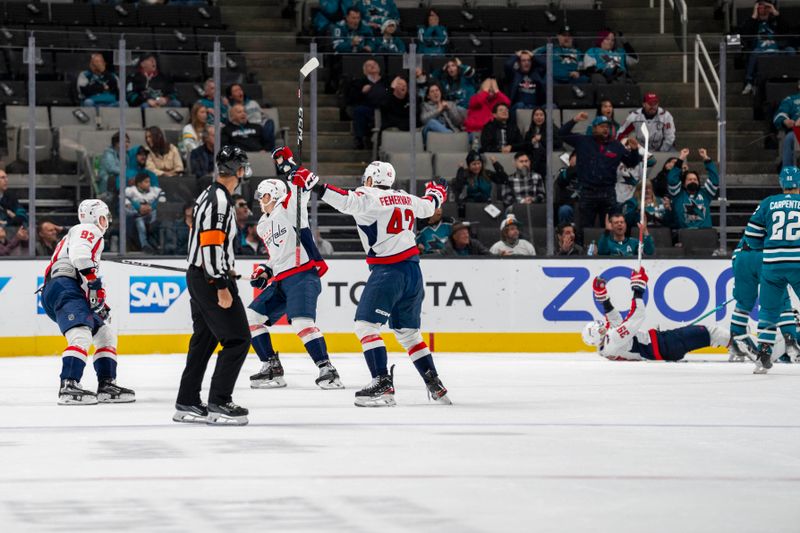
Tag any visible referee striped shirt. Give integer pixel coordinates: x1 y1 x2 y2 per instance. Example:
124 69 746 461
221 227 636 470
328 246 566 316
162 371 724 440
188 182 237 288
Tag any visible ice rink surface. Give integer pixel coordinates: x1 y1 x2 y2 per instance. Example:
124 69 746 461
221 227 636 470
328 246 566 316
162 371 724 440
1 352 799 533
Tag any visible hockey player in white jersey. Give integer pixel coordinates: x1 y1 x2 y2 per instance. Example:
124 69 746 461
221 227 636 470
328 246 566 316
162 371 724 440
582 268 730 361
246 146 343 389
40 199 135 405
290 159 451 407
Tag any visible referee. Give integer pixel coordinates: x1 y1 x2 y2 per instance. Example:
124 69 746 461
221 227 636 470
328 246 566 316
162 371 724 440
174 146 252 426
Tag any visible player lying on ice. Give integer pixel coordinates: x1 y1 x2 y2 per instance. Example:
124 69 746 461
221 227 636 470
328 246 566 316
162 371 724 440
581 268 731 361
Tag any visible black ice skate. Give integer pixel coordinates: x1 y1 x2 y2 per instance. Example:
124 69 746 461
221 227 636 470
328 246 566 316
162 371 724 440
97 378 136 403
783 333 800 363
250 354 286 389
207 402 249 425
315 361 344 390
58 379 98 405
423 370 452 405
173 403 208 424
354 365 395 407
752 343 774 375
728 335 753 362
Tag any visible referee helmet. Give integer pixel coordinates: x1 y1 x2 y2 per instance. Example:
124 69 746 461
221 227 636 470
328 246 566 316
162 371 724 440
216 145 252 178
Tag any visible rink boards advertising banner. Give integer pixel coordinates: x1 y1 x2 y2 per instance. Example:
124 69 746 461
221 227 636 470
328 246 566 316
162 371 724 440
0 258 789 356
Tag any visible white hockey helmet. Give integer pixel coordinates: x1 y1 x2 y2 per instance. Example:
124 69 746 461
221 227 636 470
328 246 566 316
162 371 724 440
255 178 287 208
77 199 111 235
362 161 395 188
581 320 607 347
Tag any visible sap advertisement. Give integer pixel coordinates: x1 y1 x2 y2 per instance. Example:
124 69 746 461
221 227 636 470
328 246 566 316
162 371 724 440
0 258 758 343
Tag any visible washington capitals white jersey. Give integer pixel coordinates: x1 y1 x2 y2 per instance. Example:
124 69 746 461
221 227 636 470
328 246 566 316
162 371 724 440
597 297 651 361
320 185 436 264
257 182 327 281
44 223 105 284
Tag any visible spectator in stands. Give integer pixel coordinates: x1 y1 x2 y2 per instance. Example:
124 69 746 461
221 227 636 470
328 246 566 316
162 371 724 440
190 125 216 181
360 0 399 31
431 58 476 110
556 151 579 224
241 223 266 256
36 221 64 257
167 202 194 255
226 83 264 125
555 222 584 256
313 0 352 35
315 229 335 257
774 84 800 168
614 136 649 203
416 8 448 55
495 152 544 208
125 173 163 253
198 78 229 125
585 99 619 138
222 104 275 152
179 102 208 158
416 207 453 255
145 126 184 178
490 215 536 256
738 0 794 95
559 112 642 230
347 58 387 150
622 179 674 230
524 107 562 177
331 7 373 54
374 19 405 54
232 195 252 255
127 53 181 108
380 76 411 132
442 222 489 256
465 78 510 136
78 53 119 108
0 225 28 257
584 30 638 84
452 151 505 212
480 103 525 154
420 82 466 143
667 147 719 229
504 50 541 119
0 169 28 227
618 93 676 152
652 156 680 198
543 27 588 90
127 146 159 189
598 213 655 257
97 132 130 197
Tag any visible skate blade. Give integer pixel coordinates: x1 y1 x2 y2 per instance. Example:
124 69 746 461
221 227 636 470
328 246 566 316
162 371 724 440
172 411 207 424
250 376 287 389
354 395 396 408
728 355 746 363
98 393 136 403
206 412 249 426
753 366 769 375
58 395 98 406
432 394 453 405
316 378 345 390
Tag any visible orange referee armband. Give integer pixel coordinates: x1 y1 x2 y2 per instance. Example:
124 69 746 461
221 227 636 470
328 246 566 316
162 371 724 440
199 229 226 247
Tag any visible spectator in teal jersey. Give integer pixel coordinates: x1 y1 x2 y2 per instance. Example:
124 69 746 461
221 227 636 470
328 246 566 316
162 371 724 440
598 212 655 257
451 151 505 215
197 78 229 126
97 132 129 196
373 19 406 54
417 9 448 55
431 57 476 110
622 179 674 230
331 7 374 53
738 0 794 95
360 0 400 31
583 30 638 84
126 146 159 189
416 207 453 254
313 0 361 35
773 83 800 169
533 27 587 94
667 147 719 229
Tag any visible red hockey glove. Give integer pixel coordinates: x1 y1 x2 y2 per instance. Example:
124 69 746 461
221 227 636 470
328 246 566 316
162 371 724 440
290 167 319 192
424 181 447 208
272 146 297 175
592 276 608 302
630 267 648 292
250 263 273 289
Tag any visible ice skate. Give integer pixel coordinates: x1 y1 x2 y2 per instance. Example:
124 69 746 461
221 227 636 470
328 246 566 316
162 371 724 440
733 336 757 362
250 355 286 389
783 333 800 362
97 378 136 403
58 379 98 405
728 335 751 362
423 370 452 405
207 402 249 425
752 343 774 375
354 366 395 407
315 361 344 390
173 403 208 424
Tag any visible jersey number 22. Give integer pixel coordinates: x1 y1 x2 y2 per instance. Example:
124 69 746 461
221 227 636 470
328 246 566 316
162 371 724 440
770 211 800 241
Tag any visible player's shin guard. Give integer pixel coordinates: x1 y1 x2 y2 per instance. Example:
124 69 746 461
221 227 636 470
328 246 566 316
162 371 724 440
355 321 387 378
393 328 436 377
292 317 329 365
247 308 276 362
60 326 92 381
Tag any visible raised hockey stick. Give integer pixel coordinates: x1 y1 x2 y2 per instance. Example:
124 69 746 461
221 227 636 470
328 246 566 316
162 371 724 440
294 56 320 267
637 123 650 271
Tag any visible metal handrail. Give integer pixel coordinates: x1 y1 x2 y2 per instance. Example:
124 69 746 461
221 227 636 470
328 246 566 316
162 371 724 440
659 0 688 82
694 34 720 112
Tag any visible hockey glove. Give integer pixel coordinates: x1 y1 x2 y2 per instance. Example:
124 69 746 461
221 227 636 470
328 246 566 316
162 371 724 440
250 263 273 290
630 267 648 294
272 146 297 175
97 303 111 322
424 180 448 208
592 276 608 302
290 167 319 192
86 279 106 313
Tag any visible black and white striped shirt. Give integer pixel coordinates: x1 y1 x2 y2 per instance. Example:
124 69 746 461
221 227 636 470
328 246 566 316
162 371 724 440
188 182 237 288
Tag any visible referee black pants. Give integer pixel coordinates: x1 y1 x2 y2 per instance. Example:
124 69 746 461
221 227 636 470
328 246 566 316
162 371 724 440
176 266 251 406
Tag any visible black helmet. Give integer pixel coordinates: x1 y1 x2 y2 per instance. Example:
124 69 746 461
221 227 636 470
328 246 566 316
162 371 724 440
216 145 252 177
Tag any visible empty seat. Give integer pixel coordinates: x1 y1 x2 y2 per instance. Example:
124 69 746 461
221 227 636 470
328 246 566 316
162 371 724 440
5 1 49 25
433 152 467 178
648 227 673 249
0 26 27 47
157 53 204 82
582 227 604 246
678 228 718 256
36 81 75 106
77 129 115 157
58 124 96 163
52 106 98 128
30 27 71 50
174 82 204 108
154 29 198 52
262 107 289 145
380 131 423 157
596 85 642 109
144 107 190 129
3 48 55 79
50 3 94 26
0 81 27 105
511 203 547 228
68 27 117 50
464 201 504 228
516 109 533 137
386 152 433 180
195 29 238 51
93 4 138 27
247 151 277 178
5 105 49 127
138 5 183 27
242 83 264 103
182 5 224 29
99 107 143 130
449 33 492 54
54 52 96 82
554 84 595 109
121 32 155 52
17 127 53 163
482 152 515 172
427 132 469 153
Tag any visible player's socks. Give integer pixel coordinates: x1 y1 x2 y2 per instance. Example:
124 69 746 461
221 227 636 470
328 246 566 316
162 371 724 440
251 325 276 362
60 345 88 381
730 307 750 338
360 334 386 378
296 324 328 365
407 341 436 376
93 346 117 380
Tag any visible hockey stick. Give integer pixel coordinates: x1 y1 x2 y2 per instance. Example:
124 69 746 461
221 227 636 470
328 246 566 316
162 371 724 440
106 258 241 279
637 123 649 271
294 56 320 267
687 297 735 326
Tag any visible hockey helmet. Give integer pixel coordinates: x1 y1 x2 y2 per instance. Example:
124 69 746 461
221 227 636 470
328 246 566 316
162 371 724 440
255 178 287 209
216 145 252 178
78 199 111 235
362 161 395 188
581 320 607 347
779 166 800 190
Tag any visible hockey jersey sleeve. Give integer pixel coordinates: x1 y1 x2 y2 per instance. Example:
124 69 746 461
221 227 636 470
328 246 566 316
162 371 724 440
662 110 676 151
410 191 437 219
318 184 380 217
67 225 104 273
603 296 646 353
745 200 768 244
700 160 719 202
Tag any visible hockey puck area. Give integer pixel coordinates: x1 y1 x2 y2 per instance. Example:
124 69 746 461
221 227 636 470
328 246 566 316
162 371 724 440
0 353 798 532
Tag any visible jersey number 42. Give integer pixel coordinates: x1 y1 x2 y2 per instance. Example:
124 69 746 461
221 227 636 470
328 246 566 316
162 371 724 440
387 208 415 234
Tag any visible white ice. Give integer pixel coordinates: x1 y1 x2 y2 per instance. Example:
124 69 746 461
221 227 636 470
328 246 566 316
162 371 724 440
0 353 799 533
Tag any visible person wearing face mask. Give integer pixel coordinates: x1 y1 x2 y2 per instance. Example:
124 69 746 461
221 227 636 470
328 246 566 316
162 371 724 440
667 147 719 229
617 93 676 152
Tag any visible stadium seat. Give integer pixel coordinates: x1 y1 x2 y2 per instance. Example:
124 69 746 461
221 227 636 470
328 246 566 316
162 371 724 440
678 228 718 256
54 52 96 82
427 132 469 153
386 152 433 179
174 82 204 108
380 131 423 158
3 48 55 79
57 124 96 163
464 201 504 229
0 81 27 105
156 53 205 82
596 85 642 109
36 81 75 106
491 36 535 55
433 152 467 178
182 5 224 29
144 107 189 130
554 84 595 109
195 30 238 52
67 28 117 51
262 107 289 146
341 55 375 79
31 27 71 50
449 33 492 55
482 152 515 172
583 227 604 246
93 4 138 27
138 5 183 27
511 203 547 228
16 126 53 163
649 227 673 249
5 1 48 25
99 107 144 130
5 106 49 159
0 25 27 47
122 31 155 52
248 151 278 178
154 29 198 53
49 3 93 26
765 82 798 107
650 151 679 173
755 55 800 84
561 108 592 130
242 83 264 103
77 129 115 157
157 175 196 203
